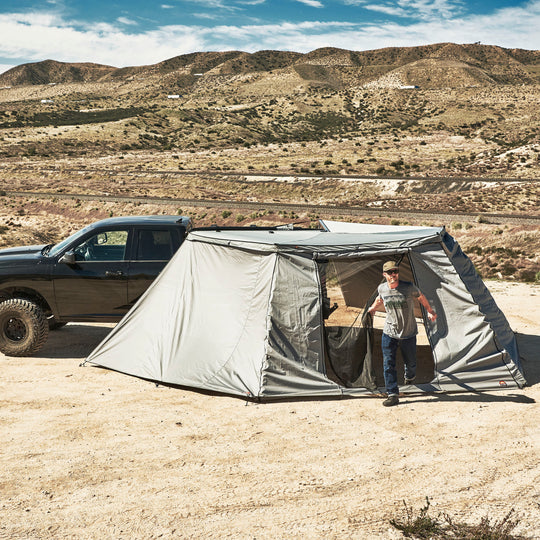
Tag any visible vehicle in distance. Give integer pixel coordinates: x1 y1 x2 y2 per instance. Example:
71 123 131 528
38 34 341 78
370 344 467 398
0 215 192 356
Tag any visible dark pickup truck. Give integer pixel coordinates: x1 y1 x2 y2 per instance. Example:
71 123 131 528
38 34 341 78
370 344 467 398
0 215 192 356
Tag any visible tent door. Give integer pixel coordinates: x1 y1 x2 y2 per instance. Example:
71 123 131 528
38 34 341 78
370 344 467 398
318 255 435 390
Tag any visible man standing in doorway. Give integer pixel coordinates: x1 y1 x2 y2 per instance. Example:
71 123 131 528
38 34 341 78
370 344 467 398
368 261 437 407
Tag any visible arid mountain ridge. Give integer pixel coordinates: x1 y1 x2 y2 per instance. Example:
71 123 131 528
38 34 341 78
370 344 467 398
2 42 540 89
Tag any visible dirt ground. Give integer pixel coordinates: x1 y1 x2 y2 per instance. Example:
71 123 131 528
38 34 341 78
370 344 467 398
1 281 539 539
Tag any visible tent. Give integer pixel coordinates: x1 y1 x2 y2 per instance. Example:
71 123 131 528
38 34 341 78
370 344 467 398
85 221 526 399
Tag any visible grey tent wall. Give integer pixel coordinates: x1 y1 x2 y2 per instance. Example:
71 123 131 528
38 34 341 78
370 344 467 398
86 239 275 398
441 233 526 387
262 252 345 397
410 240 526 390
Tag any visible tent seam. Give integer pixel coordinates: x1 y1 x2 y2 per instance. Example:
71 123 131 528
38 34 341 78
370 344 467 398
259 254 279 397
409 247 441 390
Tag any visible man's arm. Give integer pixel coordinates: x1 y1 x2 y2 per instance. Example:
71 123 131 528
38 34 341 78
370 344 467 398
368 295 384 315
418 293 437 321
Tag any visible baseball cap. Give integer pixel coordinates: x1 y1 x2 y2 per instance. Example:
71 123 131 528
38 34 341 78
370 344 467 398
383 261 399 272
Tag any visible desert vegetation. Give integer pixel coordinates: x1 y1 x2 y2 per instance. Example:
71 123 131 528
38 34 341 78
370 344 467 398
0 43 538 282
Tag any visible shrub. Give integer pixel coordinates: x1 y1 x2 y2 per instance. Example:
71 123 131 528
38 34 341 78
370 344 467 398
501 262 517 275
221 210 232 219
390 498 443 538
516 269 538 282
389 498 525 540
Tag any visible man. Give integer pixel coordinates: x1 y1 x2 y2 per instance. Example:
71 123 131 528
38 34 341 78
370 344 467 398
368 261 437 407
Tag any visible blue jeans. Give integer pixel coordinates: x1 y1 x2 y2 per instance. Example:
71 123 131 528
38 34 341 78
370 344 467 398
381 333 417 395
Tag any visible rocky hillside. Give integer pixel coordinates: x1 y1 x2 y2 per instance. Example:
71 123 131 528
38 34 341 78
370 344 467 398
0 42 538 181
0 59 117 86
1 43 539 89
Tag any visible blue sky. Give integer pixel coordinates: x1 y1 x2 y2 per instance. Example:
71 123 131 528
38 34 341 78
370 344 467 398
0 0 539 75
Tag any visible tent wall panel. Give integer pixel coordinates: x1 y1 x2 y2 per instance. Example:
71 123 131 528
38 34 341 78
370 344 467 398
410 243 525 389
262 253 342 397
87 241 275 397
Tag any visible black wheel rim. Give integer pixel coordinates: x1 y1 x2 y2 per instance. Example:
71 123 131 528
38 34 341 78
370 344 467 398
4 317 27 342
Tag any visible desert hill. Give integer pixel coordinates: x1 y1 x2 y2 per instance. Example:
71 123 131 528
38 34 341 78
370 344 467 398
0 42 538 179
0 59 117 86
0 42 538 285
1 43 539 89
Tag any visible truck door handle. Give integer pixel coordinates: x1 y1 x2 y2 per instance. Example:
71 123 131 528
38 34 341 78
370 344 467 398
105 270 124 277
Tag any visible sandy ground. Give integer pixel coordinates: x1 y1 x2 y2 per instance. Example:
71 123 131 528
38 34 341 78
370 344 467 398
1 281 539 539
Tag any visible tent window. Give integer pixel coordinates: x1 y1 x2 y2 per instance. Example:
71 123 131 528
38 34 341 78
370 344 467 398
318 255 435 390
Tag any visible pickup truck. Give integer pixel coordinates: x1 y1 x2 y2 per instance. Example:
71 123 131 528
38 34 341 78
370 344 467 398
0 215 192 356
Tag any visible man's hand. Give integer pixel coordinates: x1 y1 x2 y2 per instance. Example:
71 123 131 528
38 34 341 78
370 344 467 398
368 297 383 316
428 311 437 322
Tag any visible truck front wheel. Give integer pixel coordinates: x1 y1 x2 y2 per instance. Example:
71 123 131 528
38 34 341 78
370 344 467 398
0 299 49 356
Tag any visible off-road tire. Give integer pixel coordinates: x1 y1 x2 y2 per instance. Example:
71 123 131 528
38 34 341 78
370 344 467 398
0 299 49 356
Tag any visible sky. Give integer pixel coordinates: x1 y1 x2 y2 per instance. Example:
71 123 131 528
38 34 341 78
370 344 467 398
0 0 539 75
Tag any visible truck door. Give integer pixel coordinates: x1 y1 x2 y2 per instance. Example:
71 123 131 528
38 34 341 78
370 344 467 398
127 227 179 308
53 228 130 320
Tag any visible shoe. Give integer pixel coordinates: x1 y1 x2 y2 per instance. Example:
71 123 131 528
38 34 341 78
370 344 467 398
383 394 399 407
404 376 416 385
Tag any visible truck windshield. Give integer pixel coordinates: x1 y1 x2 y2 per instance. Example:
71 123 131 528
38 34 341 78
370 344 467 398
48 224 95 258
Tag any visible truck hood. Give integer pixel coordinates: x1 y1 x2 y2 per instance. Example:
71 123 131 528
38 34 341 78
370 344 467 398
0 244 48 260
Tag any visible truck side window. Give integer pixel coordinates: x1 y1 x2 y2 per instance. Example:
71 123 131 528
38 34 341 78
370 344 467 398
136 230 173 261
73 230 128 261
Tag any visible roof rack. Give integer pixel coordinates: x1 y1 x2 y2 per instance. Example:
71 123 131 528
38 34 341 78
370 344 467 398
192 222 316 233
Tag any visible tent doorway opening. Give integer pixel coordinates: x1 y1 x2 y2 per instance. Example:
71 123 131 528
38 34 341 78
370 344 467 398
318 255 435 391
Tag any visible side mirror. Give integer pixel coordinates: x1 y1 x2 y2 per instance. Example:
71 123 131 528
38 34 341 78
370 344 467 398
59 251 76 264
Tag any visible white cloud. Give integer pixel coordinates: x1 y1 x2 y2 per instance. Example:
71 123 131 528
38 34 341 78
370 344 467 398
0 13 204 67
0 64 16 76
192 12 221 19
346 0 464 20
297 0 324 7
183 0 234 9
161 4 175 8
362 4 407 17
398 0 465 19
117 17 138 26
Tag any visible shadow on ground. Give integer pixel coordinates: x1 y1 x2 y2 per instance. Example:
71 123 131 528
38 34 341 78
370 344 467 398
39 323 115 359
34 326 539 396
401 392 535 405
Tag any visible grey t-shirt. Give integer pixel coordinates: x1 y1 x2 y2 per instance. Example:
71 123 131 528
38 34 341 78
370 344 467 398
377 280 421 339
